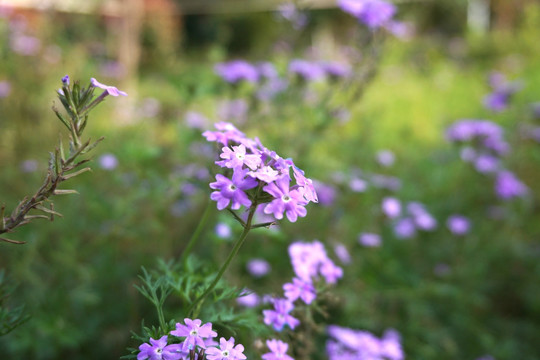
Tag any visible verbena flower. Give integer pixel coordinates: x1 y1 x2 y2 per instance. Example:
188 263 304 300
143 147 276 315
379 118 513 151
263 298 300 331
283 277 316 304
209 168 258 210
288 59 325 81
246 258 271 277
215 60 259 83
262 339 294 360
338 0 396 29
446 215 471 235
382 197 401 218
288 241 343 284
90 77 128 96
137 336 184 360
205 122 317 222
326 325 404 360
495 171 527 200
358 232 381 247
205 337 246 360
170 318 217 352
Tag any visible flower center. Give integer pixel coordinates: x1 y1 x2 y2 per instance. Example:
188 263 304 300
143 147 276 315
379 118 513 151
222 350 230 357
281 195 291 202
190 329 198 336
229 184 237 191
236 153 245 160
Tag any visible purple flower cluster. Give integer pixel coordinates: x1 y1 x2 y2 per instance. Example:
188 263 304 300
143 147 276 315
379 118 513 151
289 240 343 284
326 325 404 360
214 60 260 84
204 122 318 222
382 199 437 239
483 72 522 112
446 119 509 174
338 0 406 33
288 59 352 82
495 170 528 200
447 119 528 200
137 318 245 360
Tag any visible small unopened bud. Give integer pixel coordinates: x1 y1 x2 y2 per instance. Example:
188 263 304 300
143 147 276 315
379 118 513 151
61 75 70 86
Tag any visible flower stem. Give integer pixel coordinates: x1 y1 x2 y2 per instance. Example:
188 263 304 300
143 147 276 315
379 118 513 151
187 204 258 318
181 197 212 266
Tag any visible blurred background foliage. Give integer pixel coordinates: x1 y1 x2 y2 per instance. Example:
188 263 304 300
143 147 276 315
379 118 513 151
1 0 540 359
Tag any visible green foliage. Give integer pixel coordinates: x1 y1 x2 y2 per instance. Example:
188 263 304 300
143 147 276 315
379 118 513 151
0 270 30 336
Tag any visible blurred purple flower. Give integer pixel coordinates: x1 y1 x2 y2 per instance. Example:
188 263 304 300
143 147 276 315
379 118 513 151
358 232 381 247
276 2 308 29
215 60 259 83
313 181 336 206
217 99 248 123
262 339 294 360
338 0 396 29
236 290 260 307
0 81 11 98
495 171 527 200
185 111 209 130
376 149 395 167
10 34 41 56
215 223 232 239
446 215 470 235
289 59 325 81
382 197 401 218
20 159 38 173
99 60 126 79
246 258 271 277
474 154 499 173
263 298 300 331
99 153 118 170
322 61 352 79
349 177 368 192
139 98 161 118
283 277 316 304
334 243 351 264
394 218 416 239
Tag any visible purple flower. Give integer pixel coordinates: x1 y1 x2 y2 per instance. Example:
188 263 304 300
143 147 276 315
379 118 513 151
217 144 262 170
217 99 249 123
322 61 352 78
10 34 41 56
262 339 294 360
382 197 401 218
338 0 396 29
215 223 232 239
289 241 342 283
90 78 127 96
98 153 118 170
263 298 300 331
446 215 470 235
394 218 416 239
474 154 499 173
292 165 318 203
20 159 38 173
246 258 271 277
137 336 184 360
205 337 246 360
334 243 351 264
210 168 258 210
61 75 70 85
495 170 527 200
376 149 395 167
215 60 259 83
237 290 260 307
170 318 217 352
288 59 325 81
249 166 280 183
314 181 336 206
483 92 509 112
0 81 11 98
263 175 308 222
283 277 316 304
349 177 368 192
185 111 209 130
358 232 381 247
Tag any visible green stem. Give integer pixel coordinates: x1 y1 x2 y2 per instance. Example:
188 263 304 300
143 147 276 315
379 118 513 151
181 198 212 266
187 204 258 318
